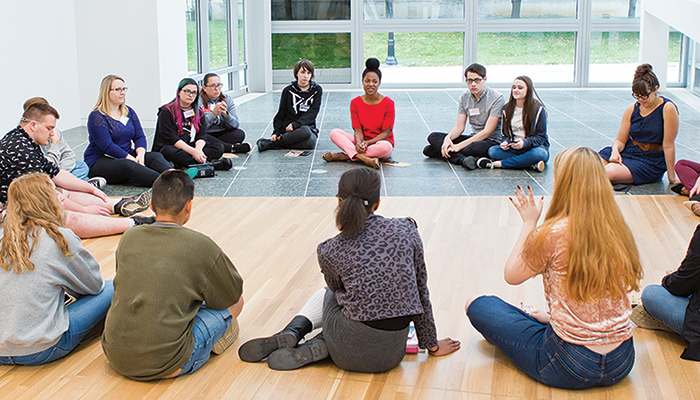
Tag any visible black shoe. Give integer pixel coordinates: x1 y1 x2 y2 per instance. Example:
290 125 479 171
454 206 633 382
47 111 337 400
670 183 685 195
87 177 107 189
612 183 631 192
115 189 152 217
476 157 493 169
422 145 441 158
461 156 477 170
238 315 313 362
257 138 275 152
131 215 156 226
266 335 329 371
211 158 233 171
232 143 251 153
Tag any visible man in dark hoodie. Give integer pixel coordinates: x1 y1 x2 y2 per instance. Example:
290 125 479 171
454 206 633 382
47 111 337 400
257 59 323 151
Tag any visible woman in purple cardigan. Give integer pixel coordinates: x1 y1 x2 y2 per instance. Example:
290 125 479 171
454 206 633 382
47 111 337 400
85 75 172 186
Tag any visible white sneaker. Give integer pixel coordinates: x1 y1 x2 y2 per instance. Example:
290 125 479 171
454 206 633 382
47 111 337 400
532 161 546 172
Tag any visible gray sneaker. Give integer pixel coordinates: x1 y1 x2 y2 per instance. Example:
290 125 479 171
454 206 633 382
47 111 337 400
115 189 152 217
461 156 477 171
630 304 673 332
87 176 107 189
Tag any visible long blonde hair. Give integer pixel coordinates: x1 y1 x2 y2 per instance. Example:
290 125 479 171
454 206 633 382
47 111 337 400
0 173 71 274
93 74 129 117
529 147 642 302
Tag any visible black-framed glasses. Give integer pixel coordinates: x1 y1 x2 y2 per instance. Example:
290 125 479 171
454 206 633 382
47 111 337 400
632 92 651 101
182 89 198 96
466 78 483 84
110 87 128 93
206 83 223 89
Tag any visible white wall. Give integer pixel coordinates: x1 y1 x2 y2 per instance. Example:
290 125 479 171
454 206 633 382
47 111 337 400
74 0 188 128
0 0 82 132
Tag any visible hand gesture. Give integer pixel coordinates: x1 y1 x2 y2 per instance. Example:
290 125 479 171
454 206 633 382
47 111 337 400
509 185 543 226
510 138 524 150
691 180 700 198
527 307 551 324
192 148 207 164
215 101 227 117
84 205 111 217
428 337 461 357
441 137 454 158
500 141 510 150
356 141 367 154
609 149 622 164
285 123 294 132
135 152 145 165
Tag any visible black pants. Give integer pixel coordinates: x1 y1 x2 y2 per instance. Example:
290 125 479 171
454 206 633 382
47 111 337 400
275 126 317 150
158 139 225 168
208 127 246 152
425 132 498 163
88 152 173 187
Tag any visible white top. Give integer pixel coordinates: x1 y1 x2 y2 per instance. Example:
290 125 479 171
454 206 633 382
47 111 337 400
511 106 525 140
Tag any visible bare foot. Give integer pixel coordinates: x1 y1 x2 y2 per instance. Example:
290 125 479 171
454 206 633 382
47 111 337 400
322 152 350 162
355 154 380 169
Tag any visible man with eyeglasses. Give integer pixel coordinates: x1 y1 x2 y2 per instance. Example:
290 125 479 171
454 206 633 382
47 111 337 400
0 103 155 237
423 63 504 170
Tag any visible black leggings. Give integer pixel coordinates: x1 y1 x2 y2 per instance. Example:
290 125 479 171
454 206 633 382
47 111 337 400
275 126 317 150
88 152 173 187
208 127 246 152
158 140 225 168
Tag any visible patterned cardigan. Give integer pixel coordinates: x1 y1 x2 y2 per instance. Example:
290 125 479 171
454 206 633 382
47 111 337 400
317 214 438 349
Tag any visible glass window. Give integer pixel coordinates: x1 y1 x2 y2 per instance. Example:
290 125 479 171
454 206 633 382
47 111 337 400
478 0 576 19
477 32 576 83
589 31 638 83
238 0 245 65
209 0 229 70
271 0 350 20
363 0 464 19
186 0 199 74
668 31 682 83
272 33 352 84
592 0 639 19
363 32 463 83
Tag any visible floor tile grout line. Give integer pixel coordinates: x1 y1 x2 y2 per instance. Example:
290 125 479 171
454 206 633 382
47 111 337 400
545 103 615 142
222 118 274 196
525 170 550 195
548 136 566 149
442 90 470 195
303 91 330 197
445 89 460 105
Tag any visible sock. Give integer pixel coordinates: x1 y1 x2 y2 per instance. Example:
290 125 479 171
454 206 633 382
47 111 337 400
129 218 136 227
298 288 326 330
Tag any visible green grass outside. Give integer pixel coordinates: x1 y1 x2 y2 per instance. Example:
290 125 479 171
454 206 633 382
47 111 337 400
187 22 683 72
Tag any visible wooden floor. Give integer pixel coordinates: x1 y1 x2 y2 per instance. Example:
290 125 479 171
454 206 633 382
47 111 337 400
2 195 700 399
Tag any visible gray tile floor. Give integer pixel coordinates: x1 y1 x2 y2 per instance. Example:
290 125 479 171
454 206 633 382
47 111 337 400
62 89 700 198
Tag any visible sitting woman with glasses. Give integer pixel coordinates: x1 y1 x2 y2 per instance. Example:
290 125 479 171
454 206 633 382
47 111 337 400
323 58 394 169
198 72 250 154
153 78 231 171
85 75 173 187
598 64 680 189
0 173 113 366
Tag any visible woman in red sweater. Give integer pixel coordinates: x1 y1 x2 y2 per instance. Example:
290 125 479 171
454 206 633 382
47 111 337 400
323 58 394 169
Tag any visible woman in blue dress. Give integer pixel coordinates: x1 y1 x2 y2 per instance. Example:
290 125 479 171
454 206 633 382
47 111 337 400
599 64 680 186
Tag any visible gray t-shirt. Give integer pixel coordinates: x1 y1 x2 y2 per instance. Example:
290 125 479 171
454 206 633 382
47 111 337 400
0 227 104 356
457 86 505 142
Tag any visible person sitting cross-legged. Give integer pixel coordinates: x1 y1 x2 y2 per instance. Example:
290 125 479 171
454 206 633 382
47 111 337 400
102 170 244 381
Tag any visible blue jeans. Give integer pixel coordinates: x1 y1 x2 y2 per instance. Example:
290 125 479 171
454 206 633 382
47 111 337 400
71 161 90 180
467 295 635 389
175 306 232 377
488 146 549 169
641 284 688 334
0 280 114 365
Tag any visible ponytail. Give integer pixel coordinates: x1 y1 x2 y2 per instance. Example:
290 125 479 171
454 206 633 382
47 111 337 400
335 169 381 237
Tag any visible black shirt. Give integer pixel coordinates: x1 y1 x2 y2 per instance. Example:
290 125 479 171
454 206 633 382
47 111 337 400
0 126 60 204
